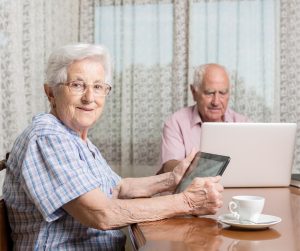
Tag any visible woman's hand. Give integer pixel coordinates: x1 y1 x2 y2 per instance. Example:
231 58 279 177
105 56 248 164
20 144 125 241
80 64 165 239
182 176 223 215
169 148 197 192
112 149 198 199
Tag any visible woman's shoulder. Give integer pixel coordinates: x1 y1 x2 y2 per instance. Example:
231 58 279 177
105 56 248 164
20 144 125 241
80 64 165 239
27 113 72 138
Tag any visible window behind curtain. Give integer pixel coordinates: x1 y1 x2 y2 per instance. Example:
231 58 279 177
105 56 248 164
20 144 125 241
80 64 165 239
189 0 279 120
95 3 173 70
93 1 279 177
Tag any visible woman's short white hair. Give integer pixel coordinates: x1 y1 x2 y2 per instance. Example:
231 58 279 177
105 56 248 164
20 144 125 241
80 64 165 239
46 43 113 87
192 63 229 89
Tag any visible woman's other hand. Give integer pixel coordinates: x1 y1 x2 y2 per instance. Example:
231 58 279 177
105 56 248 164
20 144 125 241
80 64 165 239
182 176 223 215
170 148 197 191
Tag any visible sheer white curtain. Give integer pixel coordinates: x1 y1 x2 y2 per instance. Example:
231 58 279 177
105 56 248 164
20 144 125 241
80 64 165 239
0 0 80 191
1 0 300 190
280 0 300 174
87 0 295 177
91 1 176 176
0 0 79 157
188 0 280 122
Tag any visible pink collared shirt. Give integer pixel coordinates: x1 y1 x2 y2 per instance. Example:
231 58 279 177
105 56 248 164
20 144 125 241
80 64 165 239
160 105 249 166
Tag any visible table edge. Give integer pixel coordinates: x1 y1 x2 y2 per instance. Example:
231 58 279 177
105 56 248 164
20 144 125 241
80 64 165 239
128 224 146 251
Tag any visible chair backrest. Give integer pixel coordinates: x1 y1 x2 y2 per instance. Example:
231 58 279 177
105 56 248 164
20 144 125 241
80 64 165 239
0 153 9 171
0 159 6 171
0 154 12 251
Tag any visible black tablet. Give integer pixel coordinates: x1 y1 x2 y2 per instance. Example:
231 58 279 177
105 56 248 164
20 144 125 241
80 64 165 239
175 151 230 193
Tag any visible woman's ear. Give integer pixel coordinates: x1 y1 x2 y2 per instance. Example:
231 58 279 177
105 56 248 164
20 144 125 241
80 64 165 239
44 83 54 102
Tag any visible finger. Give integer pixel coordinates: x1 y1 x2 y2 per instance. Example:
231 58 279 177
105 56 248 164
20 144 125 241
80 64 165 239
215 182 224 192
182 149 198 176
206 187 223 204
192 177 206 187
207 198 223 210
205 179 224 193
204 175 222 183
186 147 197 163
111 186 120 199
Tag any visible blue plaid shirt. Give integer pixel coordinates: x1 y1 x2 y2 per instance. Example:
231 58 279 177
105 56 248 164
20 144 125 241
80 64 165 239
3 113 126 250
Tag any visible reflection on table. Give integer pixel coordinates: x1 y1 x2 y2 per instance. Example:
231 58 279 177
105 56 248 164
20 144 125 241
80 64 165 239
129 187 300 251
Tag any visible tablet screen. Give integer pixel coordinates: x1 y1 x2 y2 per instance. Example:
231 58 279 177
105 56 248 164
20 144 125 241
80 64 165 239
175 152 230 193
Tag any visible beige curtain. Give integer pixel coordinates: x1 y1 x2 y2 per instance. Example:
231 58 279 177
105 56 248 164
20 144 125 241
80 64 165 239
0 0 79 156
0 0 80 191
80 0 185 177
0 0 300 191
280 0 300 174
80 0 300 177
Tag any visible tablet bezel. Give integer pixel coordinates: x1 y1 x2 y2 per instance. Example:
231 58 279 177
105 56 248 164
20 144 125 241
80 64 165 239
175 151 230 193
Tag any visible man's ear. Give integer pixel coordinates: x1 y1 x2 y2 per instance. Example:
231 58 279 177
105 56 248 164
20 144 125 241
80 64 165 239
190 84 197 102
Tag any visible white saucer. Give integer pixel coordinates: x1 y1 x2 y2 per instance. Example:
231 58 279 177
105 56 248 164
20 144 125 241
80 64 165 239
218 213 282 229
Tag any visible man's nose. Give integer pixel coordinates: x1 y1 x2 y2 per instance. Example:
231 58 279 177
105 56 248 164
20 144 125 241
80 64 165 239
211 93 220 105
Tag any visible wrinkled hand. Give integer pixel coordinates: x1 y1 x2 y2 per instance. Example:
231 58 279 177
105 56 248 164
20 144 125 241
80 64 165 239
111 178 139 199
170 148 197 191
112 181 122 199
182 176 223 215
112 148 198 199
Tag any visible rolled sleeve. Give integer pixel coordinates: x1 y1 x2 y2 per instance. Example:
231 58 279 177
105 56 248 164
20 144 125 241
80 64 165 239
160 117 186 165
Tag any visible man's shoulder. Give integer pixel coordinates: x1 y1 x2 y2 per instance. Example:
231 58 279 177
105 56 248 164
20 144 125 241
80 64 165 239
168 106 195 120
163 105 196 130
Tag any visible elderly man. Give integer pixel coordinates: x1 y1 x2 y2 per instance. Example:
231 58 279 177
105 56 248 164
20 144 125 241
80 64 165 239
158 63 249 174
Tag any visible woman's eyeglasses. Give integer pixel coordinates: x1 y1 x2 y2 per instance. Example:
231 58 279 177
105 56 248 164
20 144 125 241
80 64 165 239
61 81 111 97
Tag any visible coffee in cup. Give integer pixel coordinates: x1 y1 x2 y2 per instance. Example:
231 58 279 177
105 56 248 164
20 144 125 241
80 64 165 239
228 195 265 221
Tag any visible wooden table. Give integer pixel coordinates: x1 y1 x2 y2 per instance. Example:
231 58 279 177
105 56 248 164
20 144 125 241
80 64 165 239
129 187 300 251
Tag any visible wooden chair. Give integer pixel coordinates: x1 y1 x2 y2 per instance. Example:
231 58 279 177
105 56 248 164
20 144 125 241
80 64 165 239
0 154 12 251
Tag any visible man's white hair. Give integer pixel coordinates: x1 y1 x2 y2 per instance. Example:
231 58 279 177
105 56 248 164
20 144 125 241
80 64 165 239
192 63 230 89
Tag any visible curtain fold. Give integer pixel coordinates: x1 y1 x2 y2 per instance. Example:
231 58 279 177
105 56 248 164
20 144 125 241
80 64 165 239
280 0 300 173
0 0 79 156
87 0 177 176
0 0 80 191
172 0 190 110
85 0 299 176
188 0 279 122
0 0 299 187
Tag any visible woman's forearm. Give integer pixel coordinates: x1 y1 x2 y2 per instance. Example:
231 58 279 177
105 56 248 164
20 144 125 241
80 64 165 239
113 172 176 199
64 177 222 230
64 188 193 230
113 152 196 199
100 193 191 229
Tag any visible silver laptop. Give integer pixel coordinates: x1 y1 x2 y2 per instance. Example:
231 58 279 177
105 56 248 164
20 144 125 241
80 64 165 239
200 122 297 187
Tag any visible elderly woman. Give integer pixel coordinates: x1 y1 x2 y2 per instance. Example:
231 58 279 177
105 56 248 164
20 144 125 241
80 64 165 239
3 44 223 250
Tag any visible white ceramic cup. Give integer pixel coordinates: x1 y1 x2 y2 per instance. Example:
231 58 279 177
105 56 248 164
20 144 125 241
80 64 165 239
228 195 265 221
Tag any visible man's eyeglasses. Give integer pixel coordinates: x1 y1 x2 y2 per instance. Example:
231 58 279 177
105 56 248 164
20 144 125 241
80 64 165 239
61 81 112 97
